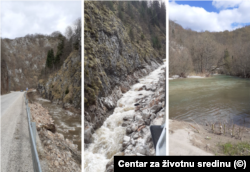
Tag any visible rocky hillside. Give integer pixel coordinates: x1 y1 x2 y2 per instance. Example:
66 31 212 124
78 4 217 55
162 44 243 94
1 59 9 94
0 39 9 95
84 1 166 144
37 49 81 109
1 36 60 93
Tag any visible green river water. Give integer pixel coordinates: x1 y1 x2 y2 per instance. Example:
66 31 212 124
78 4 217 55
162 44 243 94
169 75 250 127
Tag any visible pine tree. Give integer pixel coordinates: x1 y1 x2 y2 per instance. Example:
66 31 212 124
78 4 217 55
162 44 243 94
127 2 134 19
160 2 166 26
105 1 114 11
55 39 64 66
118 2 124 21
46 49 53 68
129 28 134 41
51 49 55 70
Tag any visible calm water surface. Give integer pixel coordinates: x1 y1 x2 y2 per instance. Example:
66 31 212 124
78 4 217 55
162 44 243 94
169 75 250 127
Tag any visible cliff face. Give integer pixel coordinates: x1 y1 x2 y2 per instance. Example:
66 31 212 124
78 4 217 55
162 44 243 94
1 59 9 94
37 50 81 109
1 36 60 91
84 2 165 144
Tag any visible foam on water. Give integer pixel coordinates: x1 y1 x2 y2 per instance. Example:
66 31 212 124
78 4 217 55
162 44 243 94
84 61 165 172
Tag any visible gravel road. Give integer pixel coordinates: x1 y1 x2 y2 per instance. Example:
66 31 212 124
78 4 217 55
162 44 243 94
1 91 33 171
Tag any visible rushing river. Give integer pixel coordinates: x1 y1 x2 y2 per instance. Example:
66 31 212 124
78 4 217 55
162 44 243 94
36 96 81 151
170 75 250 127
84 61 165 172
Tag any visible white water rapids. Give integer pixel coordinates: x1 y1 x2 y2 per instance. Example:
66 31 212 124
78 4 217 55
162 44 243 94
84 61 165 172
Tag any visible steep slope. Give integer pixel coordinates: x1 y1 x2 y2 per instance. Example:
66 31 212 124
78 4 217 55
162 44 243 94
169 20 250 77
37 49 81 108
0 38 9 95
1 59 9 94
84 1 165 144
1 36 60 92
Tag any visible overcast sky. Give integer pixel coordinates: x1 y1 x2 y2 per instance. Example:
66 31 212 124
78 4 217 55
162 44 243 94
1 1 81 39
169 0 250 32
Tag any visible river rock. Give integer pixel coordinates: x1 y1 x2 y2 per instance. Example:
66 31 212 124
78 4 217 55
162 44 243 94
120 85 130 93
145 119 151 125
123 116 129 121
133 133 140 139
127 145 133 151
141 109 151 120
134 145 146 155
150 104 162 114
135 115 144 125
106 159 114 172
131 139 136 146
131 123 138 132
84 128 93 144
123 136 130 147
150 113 156 120
145 85 157 91
122 121 130 127
126 127 133 134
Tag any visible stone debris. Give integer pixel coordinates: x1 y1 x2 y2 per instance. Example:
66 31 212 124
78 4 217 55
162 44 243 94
84 62 162 148
29 103 81 172
105 65 166 171
122 66 165 156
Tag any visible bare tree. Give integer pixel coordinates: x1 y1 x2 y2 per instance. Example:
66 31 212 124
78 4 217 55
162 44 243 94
65 26 73 40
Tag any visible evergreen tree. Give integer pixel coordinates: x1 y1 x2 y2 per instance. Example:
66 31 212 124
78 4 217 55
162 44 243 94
131 1 139 8
129 28 134 41
160 2 166 26
105 1 114 11
55 39 64 66
51 49 55 69
148 1 161 27
152 35 161 49
118 2 124 21
127 2 134 19
46 49 53 68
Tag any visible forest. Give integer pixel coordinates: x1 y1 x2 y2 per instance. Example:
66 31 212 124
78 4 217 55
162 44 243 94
101 1 166 52
169 20 250 78
42 18 81 78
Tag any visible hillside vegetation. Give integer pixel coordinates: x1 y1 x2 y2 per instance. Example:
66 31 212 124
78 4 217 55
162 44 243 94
1 35 60 94
37 19 81 108
169 20 250 78
84 1 166 135
0 39 9 95
84 1 166 107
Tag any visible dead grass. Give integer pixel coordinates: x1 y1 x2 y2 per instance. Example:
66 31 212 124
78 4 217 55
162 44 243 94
169 119 250 156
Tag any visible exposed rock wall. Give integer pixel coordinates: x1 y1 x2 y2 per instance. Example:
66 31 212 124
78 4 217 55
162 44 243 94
1 59 9 94
37 50 81 108
84 2 165 144
1 36 60 91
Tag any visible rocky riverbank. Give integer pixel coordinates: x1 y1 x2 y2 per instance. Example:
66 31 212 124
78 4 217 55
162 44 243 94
104 64 165 172
84 61 163 146
121 66 165 155
84 1 166 144
28 101 81 171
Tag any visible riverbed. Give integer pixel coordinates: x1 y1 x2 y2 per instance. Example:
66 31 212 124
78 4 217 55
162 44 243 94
35 95 81 151
169 75 250 127
84 62 165 172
